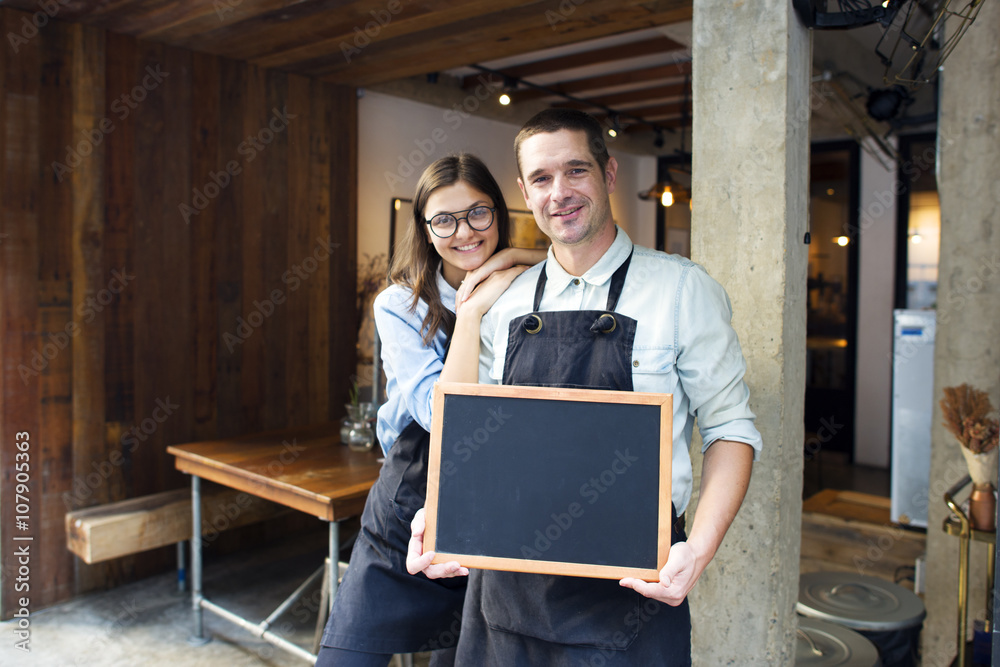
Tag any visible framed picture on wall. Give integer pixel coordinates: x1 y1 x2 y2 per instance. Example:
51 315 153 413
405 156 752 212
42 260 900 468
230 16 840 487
391 199 549 259
389 198 414 262
509 208 549 250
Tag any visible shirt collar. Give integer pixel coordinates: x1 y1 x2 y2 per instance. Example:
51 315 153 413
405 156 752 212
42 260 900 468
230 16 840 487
436 264 458 313
543 226 634 293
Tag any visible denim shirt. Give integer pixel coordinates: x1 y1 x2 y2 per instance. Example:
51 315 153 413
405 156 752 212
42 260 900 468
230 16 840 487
480 227 762 514
372 269 456 455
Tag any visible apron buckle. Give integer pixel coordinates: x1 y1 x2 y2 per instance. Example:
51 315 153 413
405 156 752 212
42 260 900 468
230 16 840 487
590 313 617 334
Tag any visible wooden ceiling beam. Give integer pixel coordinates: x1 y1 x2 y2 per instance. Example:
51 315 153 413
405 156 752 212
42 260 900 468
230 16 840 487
0 0 694 92
620 115 690 132
1 0 297 37
549 81 691 110
510 60 692 103
218 0 537 65
490 36 684 81
594 100 690 123
137 0 367 44
307 1 692 86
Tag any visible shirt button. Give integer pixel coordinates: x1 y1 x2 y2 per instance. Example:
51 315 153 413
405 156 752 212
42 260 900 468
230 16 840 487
573 279 580 286
633 360 640 367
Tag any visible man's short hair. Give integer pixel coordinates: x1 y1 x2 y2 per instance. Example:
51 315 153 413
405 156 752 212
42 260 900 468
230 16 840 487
514 109 610 177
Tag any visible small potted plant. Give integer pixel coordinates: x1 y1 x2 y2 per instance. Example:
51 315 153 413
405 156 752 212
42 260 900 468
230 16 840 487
941 383 1000 530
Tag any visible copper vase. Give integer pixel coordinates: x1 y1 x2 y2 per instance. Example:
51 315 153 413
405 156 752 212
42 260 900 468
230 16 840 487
969 483 996 532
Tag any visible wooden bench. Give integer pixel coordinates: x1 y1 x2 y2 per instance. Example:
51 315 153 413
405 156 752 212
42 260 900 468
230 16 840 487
66 481 290 564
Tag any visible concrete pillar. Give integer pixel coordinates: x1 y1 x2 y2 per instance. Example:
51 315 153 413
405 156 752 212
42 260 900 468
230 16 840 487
923 3 1000 663
689 1 810 663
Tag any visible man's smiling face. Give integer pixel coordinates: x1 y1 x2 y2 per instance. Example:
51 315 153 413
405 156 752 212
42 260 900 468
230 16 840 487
517 129 617 250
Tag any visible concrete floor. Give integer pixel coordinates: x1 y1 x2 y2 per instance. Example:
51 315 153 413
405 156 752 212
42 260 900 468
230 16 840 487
803 449 891 500
0 527 428 667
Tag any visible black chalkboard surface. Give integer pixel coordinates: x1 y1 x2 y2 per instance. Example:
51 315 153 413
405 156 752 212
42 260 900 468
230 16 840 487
425 382 672 581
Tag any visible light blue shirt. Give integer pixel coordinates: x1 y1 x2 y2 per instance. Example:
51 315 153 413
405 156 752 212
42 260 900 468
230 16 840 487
480 227 762 514
373 269 457 455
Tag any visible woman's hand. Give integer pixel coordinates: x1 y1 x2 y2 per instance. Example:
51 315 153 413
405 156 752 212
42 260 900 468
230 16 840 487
406 508 469 579
456 247 546 306
457 265 530 317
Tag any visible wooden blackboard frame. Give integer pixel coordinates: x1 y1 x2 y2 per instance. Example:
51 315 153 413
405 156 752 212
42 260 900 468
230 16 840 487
425 382 672 581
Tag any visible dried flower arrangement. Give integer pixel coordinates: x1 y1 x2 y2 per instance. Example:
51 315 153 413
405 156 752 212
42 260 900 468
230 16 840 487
357 253 388 320
941 383 1000 489
356 253 388 363
941 384 1000 453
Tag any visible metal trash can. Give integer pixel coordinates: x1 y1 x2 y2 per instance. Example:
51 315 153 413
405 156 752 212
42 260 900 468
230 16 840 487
797 572 926 667
797 616 881 666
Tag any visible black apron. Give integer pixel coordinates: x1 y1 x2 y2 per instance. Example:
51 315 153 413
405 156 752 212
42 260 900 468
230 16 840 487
455 251 692 666
320 418 466 656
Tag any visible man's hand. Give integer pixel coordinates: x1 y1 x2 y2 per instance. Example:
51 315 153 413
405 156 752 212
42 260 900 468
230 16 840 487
619 541 699 606
406 508 470 579
621 440 753 606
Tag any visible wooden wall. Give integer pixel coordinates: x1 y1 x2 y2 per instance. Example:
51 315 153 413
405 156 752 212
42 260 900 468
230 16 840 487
0 9 358 616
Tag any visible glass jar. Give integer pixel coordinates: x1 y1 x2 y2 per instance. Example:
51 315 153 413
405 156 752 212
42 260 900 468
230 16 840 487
341 402 376 451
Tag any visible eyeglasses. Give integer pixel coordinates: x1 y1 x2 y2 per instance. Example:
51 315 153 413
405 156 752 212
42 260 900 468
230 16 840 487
425 206 496 238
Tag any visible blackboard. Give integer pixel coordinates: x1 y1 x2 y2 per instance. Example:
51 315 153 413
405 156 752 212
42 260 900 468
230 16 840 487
425 382 672 581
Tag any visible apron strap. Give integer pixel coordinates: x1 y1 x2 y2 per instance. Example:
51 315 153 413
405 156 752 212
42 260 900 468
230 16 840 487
532 263 548 312
605 249 633 311
531 247 634 312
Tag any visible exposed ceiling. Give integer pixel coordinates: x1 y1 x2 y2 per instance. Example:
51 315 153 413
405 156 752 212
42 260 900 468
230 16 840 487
448 28 694 137
2 0 935 155
3 0 692 85
1 1 694 136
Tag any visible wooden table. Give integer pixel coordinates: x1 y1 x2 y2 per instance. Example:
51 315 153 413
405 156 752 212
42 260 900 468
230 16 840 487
168 422 383 663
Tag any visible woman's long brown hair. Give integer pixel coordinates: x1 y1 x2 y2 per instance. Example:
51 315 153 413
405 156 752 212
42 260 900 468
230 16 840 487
387 154 512 345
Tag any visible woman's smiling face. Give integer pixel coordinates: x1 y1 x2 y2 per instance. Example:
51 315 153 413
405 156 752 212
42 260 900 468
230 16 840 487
423 181 500 289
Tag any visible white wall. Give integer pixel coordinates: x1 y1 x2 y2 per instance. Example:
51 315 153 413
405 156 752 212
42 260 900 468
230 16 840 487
357 90 657 262
853 138 897 468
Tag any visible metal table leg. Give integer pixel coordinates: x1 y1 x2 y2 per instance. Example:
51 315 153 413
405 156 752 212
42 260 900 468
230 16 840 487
329 520 339 613
188 475 211 646
185 478 349 662
314 521 341 652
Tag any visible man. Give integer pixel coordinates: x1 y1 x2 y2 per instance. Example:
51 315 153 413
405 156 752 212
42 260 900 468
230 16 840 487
410 109 761 665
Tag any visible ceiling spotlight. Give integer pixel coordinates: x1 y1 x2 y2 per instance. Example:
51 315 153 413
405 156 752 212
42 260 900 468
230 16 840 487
866 85 909 121
499 76 517 106
653 131 665 149
835 236 850 246
607 114 621 138
910 233 923 244
661 187 674 207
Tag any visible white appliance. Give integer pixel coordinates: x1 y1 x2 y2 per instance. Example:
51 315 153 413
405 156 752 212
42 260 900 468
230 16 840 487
890 309 936 527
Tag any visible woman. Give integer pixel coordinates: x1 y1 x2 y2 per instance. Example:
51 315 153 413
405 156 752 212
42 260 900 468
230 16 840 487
316 154 544 666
